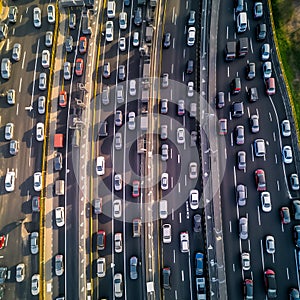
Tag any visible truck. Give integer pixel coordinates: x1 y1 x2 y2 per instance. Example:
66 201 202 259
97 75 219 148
143 62 151 80
237 37 249 57
140 113 148 131
224 41 236 61
145 26 153 43
54 134 64 148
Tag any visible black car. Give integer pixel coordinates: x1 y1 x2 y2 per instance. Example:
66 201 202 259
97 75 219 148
163 33 171 48
231 101 244 118
162 267 171 290
134 7 142 26
193 214 201 232
54 152 63 171
256 23 267 41
186 60 194 74
294 225 300 248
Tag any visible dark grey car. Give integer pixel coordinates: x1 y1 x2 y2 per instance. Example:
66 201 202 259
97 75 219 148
134 7 142 26
118 65 126 81
54 152 63 171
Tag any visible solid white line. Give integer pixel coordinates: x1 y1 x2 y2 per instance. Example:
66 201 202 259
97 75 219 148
233 166 237 187
260 239 265 270
29 137 32 167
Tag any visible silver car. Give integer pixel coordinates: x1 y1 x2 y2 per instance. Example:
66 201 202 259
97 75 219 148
239 217 248 240
177 128 185 144
114 174 122 191
12 43 21 61
33 7 41 28
45 31 53 47
42 50 50 68
5 123 14 140
161 144 169 161
64 62 71 80
30 232 39 254
38 96 46 114
39 73 47 90
9 139 19 155
115 132 122 150
7 89 15 105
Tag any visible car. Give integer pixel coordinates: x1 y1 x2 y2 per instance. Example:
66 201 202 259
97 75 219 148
187 81 194 97
133 31 139 47
266 235 275 254
33 7 41 28
117 85 124 103
129 79 136 96
55 254 64 276
105 21 114 42
97 257 106 278
263 61 272 79
1 58 11 79
5 122 14 140
190 130 197 147
103 62 110 78
162 224 172 244
134 7 142 26
132 218 142 237
244 279 253 300
63 62 71 80
177 99 185 115
38 96 46 114
162 267 171 289
293 200 300 220
8 6 18 23
79 36 87 54
187 27 196 46
12 43 21 61
163 32 171 48
9 139 19 155
193 214 201 232
232 101 244 117
59 90 67 107
161 144 169 161
264 269 277 298
254 138 266 157
241 252 250 270
118 64 126 81
161 173 169 190
97 230 106 250
39 73 47 90
96 156 105 176
0 235 6 250
113 199 122 218
191 103 197 118
248 87 259 102
124 0 130 6
255 169 266 191
195 252 204 276
254 2 263 18
235 125 244 145
189 162 198 179
30 232 39 254
189 189 199 210
114 173 122 191
246 62 255 80
107 1 116 18
7 88 15 105
236 184 247 206
31 274 40 296
114 273 123 298
94 198 102 215
69 13 76 29
5 170 15 192
280 206 291 224
219 118 227 135
130 256 138 280
32 196 40 212
75 58 84 76
161 73 169 88
160 125 168 140
290 174 300 191
0 23 8 41
188 10 196 25
36 122 44 142
230 77 241 94
180 232 189 253
186 59 194 74
216 91 225 108
132 180 140 197
47 4 55 23
250 115 259 133
119 37 126 51
119 12 127 29
237 151 246 170
261 43 270 60
115 110 123 127
239 217 248 240
282 145 293 164
114 232 122 253
161 98 168 114
115 132 122 150
128 112 136 130
261 191 272 212
33 172 42 192
41 50 50 68
16 263 25 282
44 31 53 48
281 119 291 137
0 267 7 285
290 288 300 300
256 23 267 41
177 128 185 144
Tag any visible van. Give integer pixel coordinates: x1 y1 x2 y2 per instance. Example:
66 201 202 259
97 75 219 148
266 78 275 95
72 128 81 147
132 218 141 237
237 12 247 33
55 180 65 196
235 0 244 12
159 200 168 219
254 138 266 157
107 1 115 18
230 77 241 94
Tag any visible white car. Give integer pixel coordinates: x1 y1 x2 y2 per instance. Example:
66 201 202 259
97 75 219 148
161 172 169 190
162 224 172 244
129 79 136 96
261 43 270 61
187 81 194 97
263 61 272 79
177 128 185 144
106 21 114 42
241 252 250 270
55 207 65 227
42 50 50 68
33 172 42 192
97 257 106 278
133 31 139 47
96 156 105 176
45 31 53 47
12 43 21 61
5 170 15 192
189 162 198 179
189 189 199 210
31 274 40 296
281 120 291 137
30 232 39 255
114 232 123 253
36 122 44 141
180 231 189 253
38 96 46 114
39 72 47 90
55 254 64 276
114 273 123 298
266 235 275 254
187 27 196 46
128 112 136 130
16 263 25 282
113 199 122 218
261 191 272 212
47 4 55 24
33 7 41 28
282 145 293 164
64 62 71 80
114 174 122 191
119 12 127 30
119 37 126 51
161 144 169 161
7 89 15 105
5 122 14 140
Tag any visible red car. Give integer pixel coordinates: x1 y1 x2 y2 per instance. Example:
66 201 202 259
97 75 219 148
255 169 266 191
79 36 87 54
0 235 6 250
280 206 291 224
59 90 67 108
75 58 84 76
132 180 140 198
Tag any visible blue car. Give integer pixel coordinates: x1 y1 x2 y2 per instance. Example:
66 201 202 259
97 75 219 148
195 252 204 276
